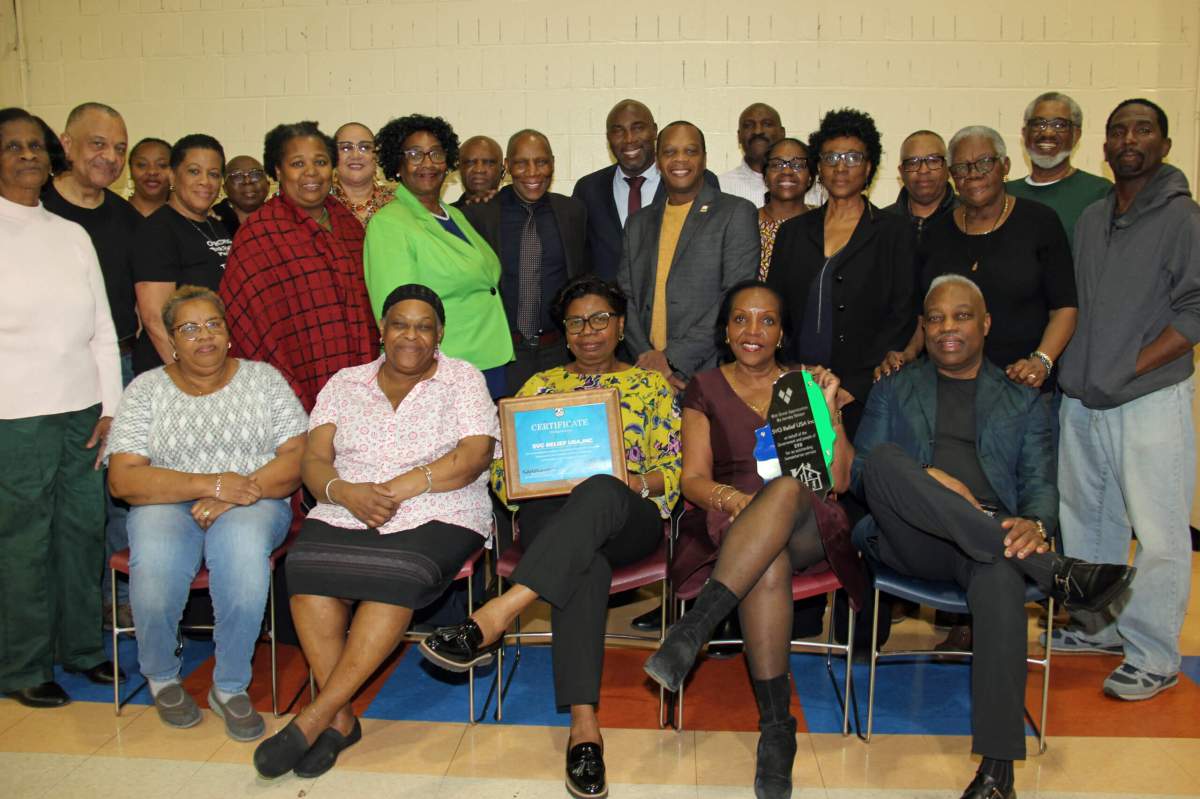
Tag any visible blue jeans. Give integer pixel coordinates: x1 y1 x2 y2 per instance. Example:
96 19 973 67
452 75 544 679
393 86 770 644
1058 378 1195 675
127 499 290 693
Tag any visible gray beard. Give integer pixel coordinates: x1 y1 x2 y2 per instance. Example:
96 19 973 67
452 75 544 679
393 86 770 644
1027 148 1070 170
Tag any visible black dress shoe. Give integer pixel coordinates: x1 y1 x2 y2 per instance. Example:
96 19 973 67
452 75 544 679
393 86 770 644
960 772 1015 798
1048 557 1136 613
7 681 71 708
64 660 126 685
630 605 663 631
565 741 607 799
418 618 501 672
253 720 313 779
706 617 743 659
293 717 362 778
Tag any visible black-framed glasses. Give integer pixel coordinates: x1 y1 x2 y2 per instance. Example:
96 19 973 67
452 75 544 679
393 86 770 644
948 156 1001 178
227 169 266 185
818 151 866 168
563 312 614 335
172 319 226 340
765 157 810 173
900 154 947 173
337 141 376 155
403 148 448 165
1027 117 1074 133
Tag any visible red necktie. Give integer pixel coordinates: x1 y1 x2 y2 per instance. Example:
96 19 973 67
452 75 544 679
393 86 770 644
624 175 646 221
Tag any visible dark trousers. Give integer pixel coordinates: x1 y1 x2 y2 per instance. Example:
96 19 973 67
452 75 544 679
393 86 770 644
0 406 107 691
511 474 661 707
506 337 570 397
863 443 1028 760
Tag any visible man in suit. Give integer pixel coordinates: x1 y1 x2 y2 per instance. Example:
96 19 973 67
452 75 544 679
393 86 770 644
852 275 1134 799
617 120 759 391
573 99 720 282
462 130 588 393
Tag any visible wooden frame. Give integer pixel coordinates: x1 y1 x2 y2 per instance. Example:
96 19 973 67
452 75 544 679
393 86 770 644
498 387 627 500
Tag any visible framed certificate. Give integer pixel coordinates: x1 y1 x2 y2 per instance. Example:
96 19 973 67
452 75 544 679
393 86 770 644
499 388 628 500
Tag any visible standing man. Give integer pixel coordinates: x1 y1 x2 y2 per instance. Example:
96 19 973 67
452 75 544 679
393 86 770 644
1056 99 1200 700
573 99 719 282
884 130 956 246
452 135 504 208
462 130 588 393
617 120 758 390
719 102 786 209
1006 92 1111 249
212 155 269 238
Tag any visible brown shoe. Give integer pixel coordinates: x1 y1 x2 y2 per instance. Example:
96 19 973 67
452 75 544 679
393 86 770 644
935 624 972 653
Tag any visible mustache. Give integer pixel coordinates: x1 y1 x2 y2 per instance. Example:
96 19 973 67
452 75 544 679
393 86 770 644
747 134 771 146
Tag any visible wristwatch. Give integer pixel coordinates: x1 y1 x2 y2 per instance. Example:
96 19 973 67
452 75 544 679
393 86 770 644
637 473 650 499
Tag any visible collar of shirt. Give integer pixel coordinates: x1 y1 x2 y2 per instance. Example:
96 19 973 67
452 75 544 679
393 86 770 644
613 162 661 226
356 354 449 391
499 184 549 212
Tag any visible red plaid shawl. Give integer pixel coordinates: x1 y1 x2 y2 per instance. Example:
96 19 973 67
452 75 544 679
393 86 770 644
221 194 377 412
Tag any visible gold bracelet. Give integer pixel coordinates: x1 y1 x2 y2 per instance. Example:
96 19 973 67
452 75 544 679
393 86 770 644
416 464 433 495
716 485 736 512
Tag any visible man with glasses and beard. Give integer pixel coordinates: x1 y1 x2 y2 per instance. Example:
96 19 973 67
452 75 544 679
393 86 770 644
1005 92 1111 249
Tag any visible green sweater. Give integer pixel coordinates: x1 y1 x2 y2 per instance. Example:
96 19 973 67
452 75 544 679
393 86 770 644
364 183 513 371
1005 169 1112 251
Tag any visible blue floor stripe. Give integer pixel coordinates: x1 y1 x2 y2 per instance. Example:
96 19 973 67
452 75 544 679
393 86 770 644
1180 655 1200 686
57 633 217 705
361 644 500 724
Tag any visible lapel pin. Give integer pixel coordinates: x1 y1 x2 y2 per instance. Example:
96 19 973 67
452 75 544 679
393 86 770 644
699 204 709 213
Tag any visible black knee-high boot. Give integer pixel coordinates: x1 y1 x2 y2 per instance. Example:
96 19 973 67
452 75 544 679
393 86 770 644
752 674 797 799
643 579 739 692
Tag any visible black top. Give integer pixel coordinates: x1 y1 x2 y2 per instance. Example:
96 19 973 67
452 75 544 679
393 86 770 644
131 205 232 374
41 182 141 341
498 188 568 335
883 185 957 249
211 198 242 238
932 373 1000 507
919 197 1076 379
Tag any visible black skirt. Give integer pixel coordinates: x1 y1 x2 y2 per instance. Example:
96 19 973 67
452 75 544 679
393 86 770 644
286 517 483 608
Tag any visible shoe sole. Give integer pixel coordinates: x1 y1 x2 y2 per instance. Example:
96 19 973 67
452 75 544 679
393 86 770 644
417 639 495 673
565 775 608 799
208 689 264 742
1103 674 1179 701
155 706 202 729
642 657 681 694
1047 640 1123 655
1070 568 1137 614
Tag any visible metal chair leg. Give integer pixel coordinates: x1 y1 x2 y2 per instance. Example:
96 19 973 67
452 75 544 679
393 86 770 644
843 605 855 737
269 575 278 717
111 570 121 715
1039 596 1053 754
866 587 881 742
467 569 475 724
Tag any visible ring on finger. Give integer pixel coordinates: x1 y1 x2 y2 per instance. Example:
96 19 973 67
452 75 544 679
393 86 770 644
202 509 211 519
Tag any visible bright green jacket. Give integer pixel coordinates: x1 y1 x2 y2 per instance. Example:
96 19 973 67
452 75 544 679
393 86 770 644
363 183 513 371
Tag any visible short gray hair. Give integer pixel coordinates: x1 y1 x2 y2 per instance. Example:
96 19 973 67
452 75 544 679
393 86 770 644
948 125 1006 160
162 285 226 332
926 274 986 308
1023 92 1083 129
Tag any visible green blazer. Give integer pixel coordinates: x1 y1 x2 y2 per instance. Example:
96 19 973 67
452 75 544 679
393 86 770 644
364 183 514 371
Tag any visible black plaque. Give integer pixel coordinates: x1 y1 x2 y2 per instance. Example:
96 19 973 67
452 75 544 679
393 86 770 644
766 371 837 498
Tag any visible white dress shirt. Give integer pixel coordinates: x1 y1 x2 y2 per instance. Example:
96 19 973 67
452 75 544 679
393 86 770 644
612 163 662 227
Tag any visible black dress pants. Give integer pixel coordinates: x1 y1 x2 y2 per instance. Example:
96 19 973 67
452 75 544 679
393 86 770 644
511 474 662 708
863 443 1028 761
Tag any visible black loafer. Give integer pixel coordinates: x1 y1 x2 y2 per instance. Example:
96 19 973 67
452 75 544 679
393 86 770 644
961 772 1015 799
1048 558 1136 613
7 681 71 708
418 618 500 672
253 720 313 779
64 660 126 685
566 741 607 799
293 717 362 778
630 605 663 631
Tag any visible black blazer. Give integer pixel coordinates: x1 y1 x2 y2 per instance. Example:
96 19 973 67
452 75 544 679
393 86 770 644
572 164 720 282
461 187 589 279
766 201 918 417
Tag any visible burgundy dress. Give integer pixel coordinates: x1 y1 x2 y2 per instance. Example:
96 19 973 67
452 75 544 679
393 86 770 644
670 367 868 609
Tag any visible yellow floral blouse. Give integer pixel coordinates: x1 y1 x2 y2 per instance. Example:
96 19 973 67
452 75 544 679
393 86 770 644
491 366 682 519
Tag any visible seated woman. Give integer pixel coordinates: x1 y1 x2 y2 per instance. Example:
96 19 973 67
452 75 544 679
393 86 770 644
420 276 682 799
106 286 308 740
644 280 866 799
253 284 497 780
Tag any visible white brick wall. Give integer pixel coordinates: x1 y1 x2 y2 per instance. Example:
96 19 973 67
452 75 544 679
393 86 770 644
3 0 1196 203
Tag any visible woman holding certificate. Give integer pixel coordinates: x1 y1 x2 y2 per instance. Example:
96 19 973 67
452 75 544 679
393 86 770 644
420 276 681 799
645 280 865 799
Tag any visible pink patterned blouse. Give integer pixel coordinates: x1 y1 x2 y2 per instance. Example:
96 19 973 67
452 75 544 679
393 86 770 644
305 354 499 539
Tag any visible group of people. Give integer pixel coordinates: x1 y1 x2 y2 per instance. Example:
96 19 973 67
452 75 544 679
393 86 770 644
0 86 1196 799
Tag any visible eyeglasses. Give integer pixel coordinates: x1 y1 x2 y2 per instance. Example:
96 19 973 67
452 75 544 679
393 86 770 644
337 141 376 155
765 157 810 173
1026 117 1074 133
402 148 448 165
563 311 615 335
227 169 266 185
900 154 947 173
172 319 226 340
948 156 1001 178
818 151 866 168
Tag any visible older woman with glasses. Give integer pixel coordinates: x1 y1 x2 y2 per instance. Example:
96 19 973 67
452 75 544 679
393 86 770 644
877 125 1076 395
107 285 307 740
758 138 814 279
365 114 512 397
212 156 269 238
331 122 393 226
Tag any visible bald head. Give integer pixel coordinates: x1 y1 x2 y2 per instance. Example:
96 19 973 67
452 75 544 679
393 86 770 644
223 155 268 214
506 129 552 160
922 275 991 377
59 102 127 191
459 135 504 197
737 102 784 169
606 99 658 175
506 129 554 203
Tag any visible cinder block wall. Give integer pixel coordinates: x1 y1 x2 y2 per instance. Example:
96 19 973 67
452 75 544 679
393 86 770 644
4 0 1198 204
